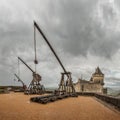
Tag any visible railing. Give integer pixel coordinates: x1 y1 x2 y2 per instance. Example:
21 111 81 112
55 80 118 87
94 93 120 110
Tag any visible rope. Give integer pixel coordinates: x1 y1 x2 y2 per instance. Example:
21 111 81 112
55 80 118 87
34 25 38 65
34 62 37 74
18 58 20 77
34 25 38 73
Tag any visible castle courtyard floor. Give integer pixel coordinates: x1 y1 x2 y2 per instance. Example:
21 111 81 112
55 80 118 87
0 92 120 120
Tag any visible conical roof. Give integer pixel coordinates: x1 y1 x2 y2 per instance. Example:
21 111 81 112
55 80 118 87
93 67 103 75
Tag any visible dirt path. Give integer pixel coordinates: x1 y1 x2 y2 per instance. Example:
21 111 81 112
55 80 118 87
0 92 119 120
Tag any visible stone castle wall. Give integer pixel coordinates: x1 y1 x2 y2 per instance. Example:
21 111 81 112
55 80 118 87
74 67 106 93
74 82 103 93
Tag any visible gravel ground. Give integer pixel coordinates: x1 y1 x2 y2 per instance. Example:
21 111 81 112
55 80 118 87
0 92 120 120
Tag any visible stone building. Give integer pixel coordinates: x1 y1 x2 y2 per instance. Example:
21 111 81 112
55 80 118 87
74 67 107 93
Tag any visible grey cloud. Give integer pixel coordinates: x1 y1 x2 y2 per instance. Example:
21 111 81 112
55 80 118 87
0 0 120 88
41 0 120 58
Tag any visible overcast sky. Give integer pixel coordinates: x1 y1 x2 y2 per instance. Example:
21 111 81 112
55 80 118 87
0 0 120 90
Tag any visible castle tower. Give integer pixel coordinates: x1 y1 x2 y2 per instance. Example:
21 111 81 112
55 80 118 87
91 67 104 85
